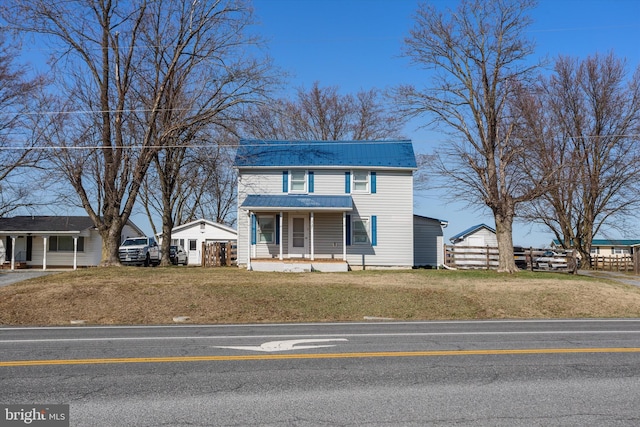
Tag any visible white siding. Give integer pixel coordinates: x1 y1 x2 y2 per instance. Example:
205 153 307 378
162 220 237 266
347 170 413 268
26 231 102 268
413 216 444 267
454 228 498 247
237 168 414 268
312 212 343 259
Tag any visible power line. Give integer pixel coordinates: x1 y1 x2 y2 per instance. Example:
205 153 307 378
1 135 640 151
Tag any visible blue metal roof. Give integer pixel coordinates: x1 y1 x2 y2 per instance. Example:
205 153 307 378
553 239 640 247
241 195 353 211
234 140 417 169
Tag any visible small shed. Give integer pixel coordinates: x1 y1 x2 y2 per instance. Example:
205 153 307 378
160 219 237 266
450 224 497 247
413 215 448 268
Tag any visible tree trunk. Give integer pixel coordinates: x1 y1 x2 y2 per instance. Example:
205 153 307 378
495 213 518 273
160 204 174 266
100 223 125 266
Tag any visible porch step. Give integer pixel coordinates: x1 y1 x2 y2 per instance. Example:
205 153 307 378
250 261 348 272
251 261 311 272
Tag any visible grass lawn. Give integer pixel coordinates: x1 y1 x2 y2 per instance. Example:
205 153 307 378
1 267 640 326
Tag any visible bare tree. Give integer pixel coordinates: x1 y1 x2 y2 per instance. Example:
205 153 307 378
393 0 542 273
188 141 238 226
0 31 47 216
243 82 404 140
515 53 640 267
141 131 240 264
3 0 271 265
134 0 274 264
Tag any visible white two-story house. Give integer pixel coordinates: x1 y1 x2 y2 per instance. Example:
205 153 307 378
234 140 417 271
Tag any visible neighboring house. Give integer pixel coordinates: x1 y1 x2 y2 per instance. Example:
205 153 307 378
552 239 640 257
234 139 417 271
449 224 497 247
413 215 448 268
448 223 498 269
158 218 238 266
0 216 143 270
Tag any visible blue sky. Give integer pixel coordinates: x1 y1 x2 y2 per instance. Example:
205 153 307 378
252 0 640 246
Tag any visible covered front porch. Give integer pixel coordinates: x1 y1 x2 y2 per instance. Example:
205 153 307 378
241 195 353 272
1 233 87 271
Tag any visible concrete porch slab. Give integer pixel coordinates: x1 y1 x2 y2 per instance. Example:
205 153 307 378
249 259 349 273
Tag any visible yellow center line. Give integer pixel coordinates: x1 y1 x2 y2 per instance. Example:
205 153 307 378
1 347 640 367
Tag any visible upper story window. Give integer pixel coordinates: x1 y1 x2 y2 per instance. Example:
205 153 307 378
283 170 314 193
346 171 376 194
353 171 369 192
290 170 306 192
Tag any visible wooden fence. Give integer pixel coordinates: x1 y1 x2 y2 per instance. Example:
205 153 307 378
590 255 636 272
444 246 577 272
444 245 500 270
201 241 237 267
445 245 640 273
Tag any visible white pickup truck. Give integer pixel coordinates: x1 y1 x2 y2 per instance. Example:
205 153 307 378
118 237 161 267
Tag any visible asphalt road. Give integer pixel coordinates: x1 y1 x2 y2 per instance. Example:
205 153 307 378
1 320 640 426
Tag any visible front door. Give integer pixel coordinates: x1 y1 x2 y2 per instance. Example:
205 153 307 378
288 215 308 258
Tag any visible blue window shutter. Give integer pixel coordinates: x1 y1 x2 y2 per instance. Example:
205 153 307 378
371 172 377 194
282 171 288 192
251 214 257 245
308 171 314 193
345 171 351 193
275 214 280 245
371 215 377 246
346 214 351 246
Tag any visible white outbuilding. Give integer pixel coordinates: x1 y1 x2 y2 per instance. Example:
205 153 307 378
159 219 237 266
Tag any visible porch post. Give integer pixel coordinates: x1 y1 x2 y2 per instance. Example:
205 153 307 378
10 235 16 270
310 212 315 261
342 213 347 261
279 211 283 260
42 236 48 271
73 236 78 270
247 210 252 270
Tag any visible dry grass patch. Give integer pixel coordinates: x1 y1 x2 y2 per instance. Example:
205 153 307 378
0 267 639 325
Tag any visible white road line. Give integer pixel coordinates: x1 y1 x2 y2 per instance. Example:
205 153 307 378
1 318 639 331
1 330 639 344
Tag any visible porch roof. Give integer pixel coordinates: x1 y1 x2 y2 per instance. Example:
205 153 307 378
0 216 95 235
241 194 353 211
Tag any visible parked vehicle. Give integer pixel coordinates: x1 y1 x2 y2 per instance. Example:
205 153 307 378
169 245 188 266
513 246 528 269
118 237 161 267
534 250 567 270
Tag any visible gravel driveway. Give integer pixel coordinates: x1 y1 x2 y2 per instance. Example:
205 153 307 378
0 271 59 288
577 270 640 288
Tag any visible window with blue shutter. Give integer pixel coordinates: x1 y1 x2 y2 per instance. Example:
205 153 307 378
251 214 257 245
275 214 280 244
282 171 288 192
371 215 377 246
371 172 377 194
308 171 314 193
345 171 351 193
